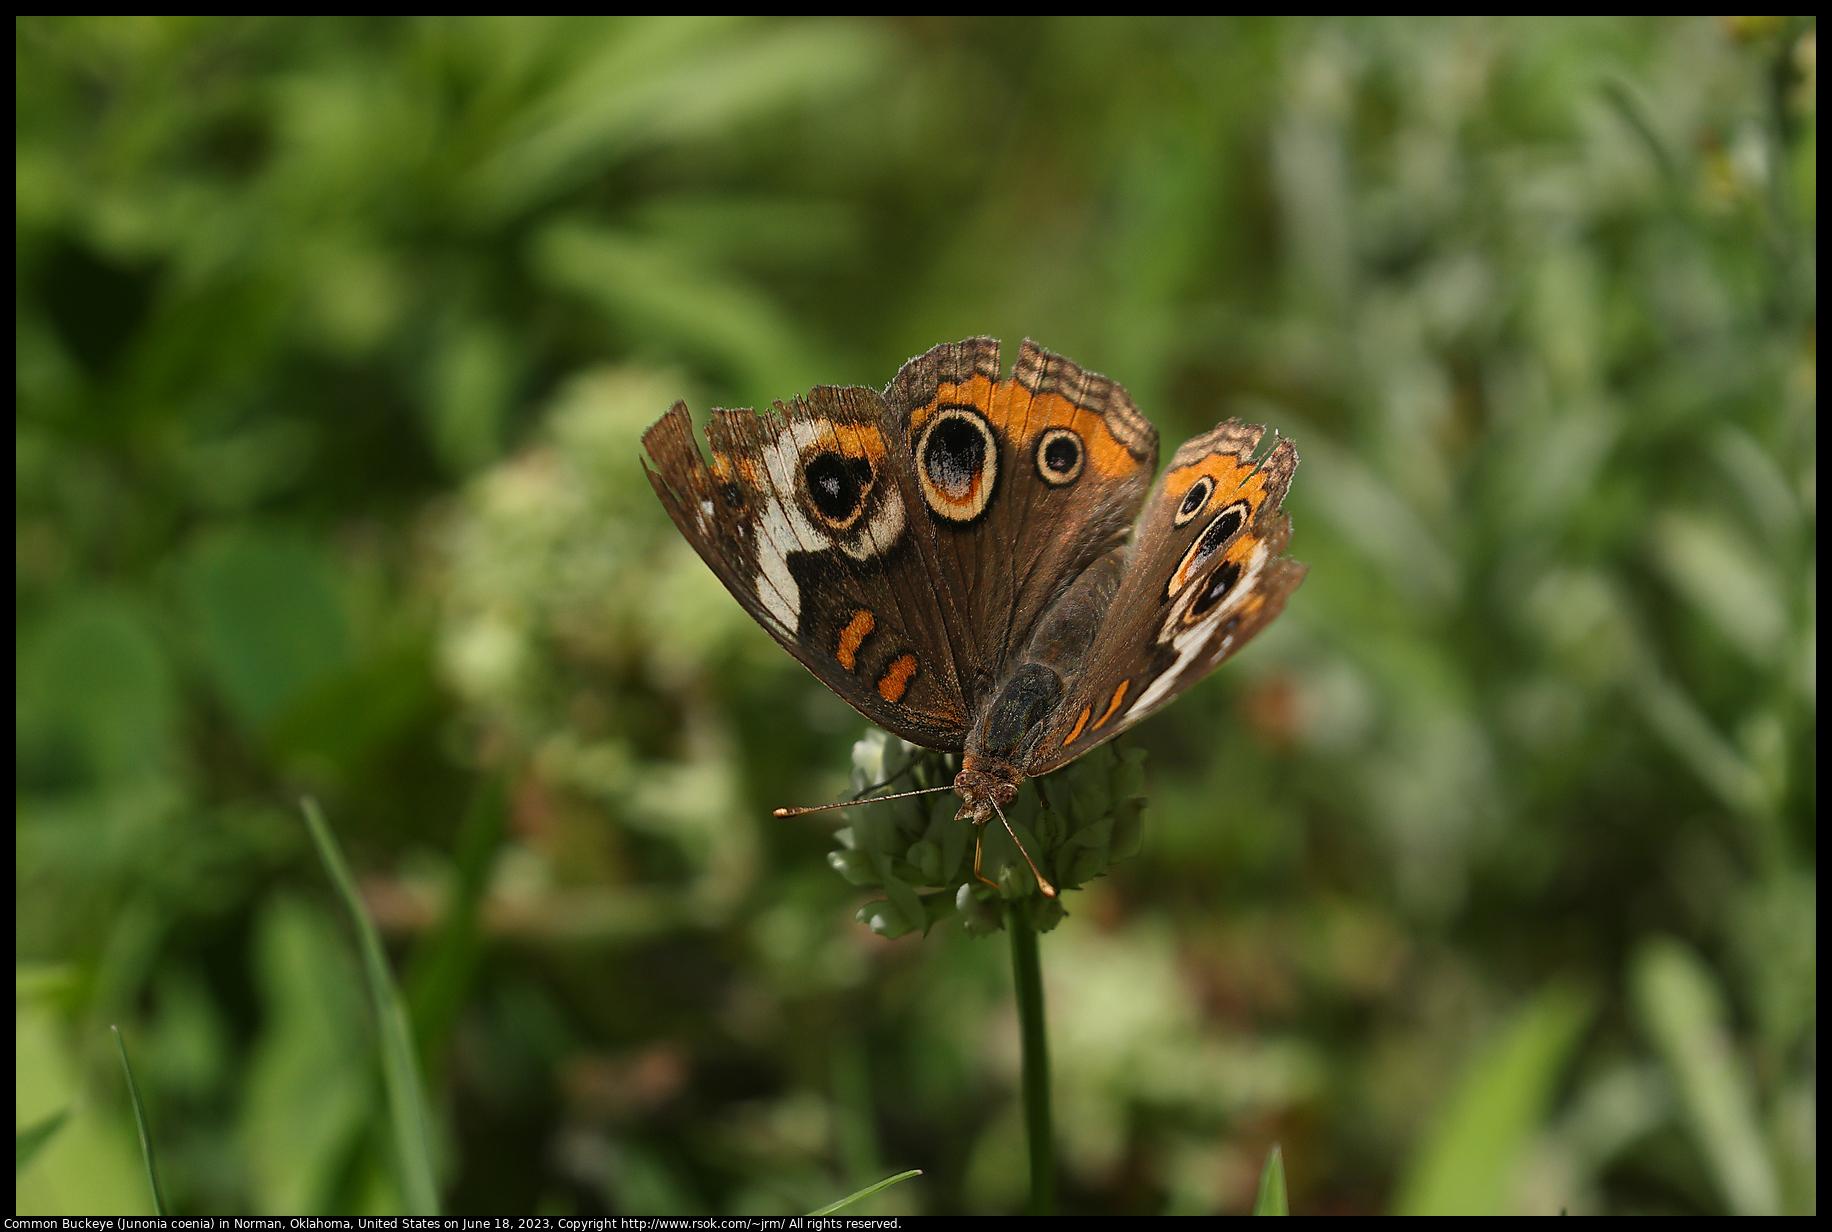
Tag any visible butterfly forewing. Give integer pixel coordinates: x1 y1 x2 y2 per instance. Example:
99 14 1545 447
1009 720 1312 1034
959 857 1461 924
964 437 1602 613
883 338 1160 696
642 391 974 749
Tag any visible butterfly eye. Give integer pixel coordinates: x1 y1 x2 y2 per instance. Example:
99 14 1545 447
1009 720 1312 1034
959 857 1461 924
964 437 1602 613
803 450 875 529
1173 476 1215 526
917 404 999 523
1034 427 1085 486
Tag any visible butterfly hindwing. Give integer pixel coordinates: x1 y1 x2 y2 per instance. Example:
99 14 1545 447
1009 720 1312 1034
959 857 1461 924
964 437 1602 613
1024 419 1306 774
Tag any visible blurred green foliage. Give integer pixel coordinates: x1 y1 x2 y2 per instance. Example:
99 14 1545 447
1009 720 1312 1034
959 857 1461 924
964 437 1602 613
16 15 1814 1215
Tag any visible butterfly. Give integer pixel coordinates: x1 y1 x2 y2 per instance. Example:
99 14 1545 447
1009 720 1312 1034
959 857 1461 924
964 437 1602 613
642 338 1305 896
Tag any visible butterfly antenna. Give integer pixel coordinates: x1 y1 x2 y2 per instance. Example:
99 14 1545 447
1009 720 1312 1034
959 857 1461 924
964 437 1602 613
992 797 1058 899
772 784 953 818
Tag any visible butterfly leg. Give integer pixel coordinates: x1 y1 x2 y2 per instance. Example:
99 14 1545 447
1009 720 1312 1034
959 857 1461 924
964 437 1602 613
971 821 999 894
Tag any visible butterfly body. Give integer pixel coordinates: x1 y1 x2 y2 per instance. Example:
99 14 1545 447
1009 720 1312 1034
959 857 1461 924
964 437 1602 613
642 338 1306 862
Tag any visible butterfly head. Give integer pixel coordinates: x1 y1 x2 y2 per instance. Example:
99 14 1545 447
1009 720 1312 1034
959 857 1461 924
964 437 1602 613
954 755 1056 898
952 755 1021 825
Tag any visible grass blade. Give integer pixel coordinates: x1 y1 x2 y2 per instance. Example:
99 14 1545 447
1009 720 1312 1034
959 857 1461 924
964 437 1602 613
405 773 506 1075
1253 1143 1289 1215
110 1026 167 1216
301 796 440 1215
1634 937 1781 1215
809 1168 922 1215
15 1109 69 1174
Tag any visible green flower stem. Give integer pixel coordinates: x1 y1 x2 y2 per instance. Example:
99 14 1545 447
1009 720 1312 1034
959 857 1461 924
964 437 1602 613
1007 907 1054 1215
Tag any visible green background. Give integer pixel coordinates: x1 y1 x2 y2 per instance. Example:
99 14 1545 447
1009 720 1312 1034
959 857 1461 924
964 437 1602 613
16 16 1815 1215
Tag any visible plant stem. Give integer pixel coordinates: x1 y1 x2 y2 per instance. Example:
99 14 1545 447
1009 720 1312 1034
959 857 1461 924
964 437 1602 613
1007 908 1054 1215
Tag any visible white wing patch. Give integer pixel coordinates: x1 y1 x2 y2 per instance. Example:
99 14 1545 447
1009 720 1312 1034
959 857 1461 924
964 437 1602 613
1128 542 1267 718
750 417 906 633
754 493 804 631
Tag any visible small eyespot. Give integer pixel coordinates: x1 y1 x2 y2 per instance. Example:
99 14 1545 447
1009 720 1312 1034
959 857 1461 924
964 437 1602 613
917 404 998 523
1173 476 1215 526
1035 427 1085 486
803 451 874 528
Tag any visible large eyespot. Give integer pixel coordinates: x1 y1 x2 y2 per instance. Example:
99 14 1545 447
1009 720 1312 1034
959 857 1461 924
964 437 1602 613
917 404 998 523
1034 427 1085 486
802 450 875 530
1173 476 1216 526
1166 500 1250 598
1190 559 1242 616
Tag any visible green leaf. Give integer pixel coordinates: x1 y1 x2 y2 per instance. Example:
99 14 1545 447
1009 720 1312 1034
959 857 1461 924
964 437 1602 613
466 19 888 223
405 774 507 1073
1393 986 1592 1215
15 1110 69 1174
1649 511 1787 668
238 895 376 1213
1633 937 1781 1216
1253 1143 1289 1215
530 219 815 397
16 591 176 786
179 528 353 736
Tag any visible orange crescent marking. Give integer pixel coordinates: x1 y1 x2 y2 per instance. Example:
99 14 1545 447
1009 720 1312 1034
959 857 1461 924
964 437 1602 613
1165 453 1266 511
1093 679 1129 728
878 653 918 703
836 609 875 671
816 420 889 465
909 375 997 435
1061 705 1092 746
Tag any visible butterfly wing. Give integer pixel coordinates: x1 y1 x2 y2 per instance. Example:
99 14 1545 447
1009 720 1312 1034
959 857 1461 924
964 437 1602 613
643 337 1168 753
643 384 975 749
884 337 1159 692
1023 419 1306 774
